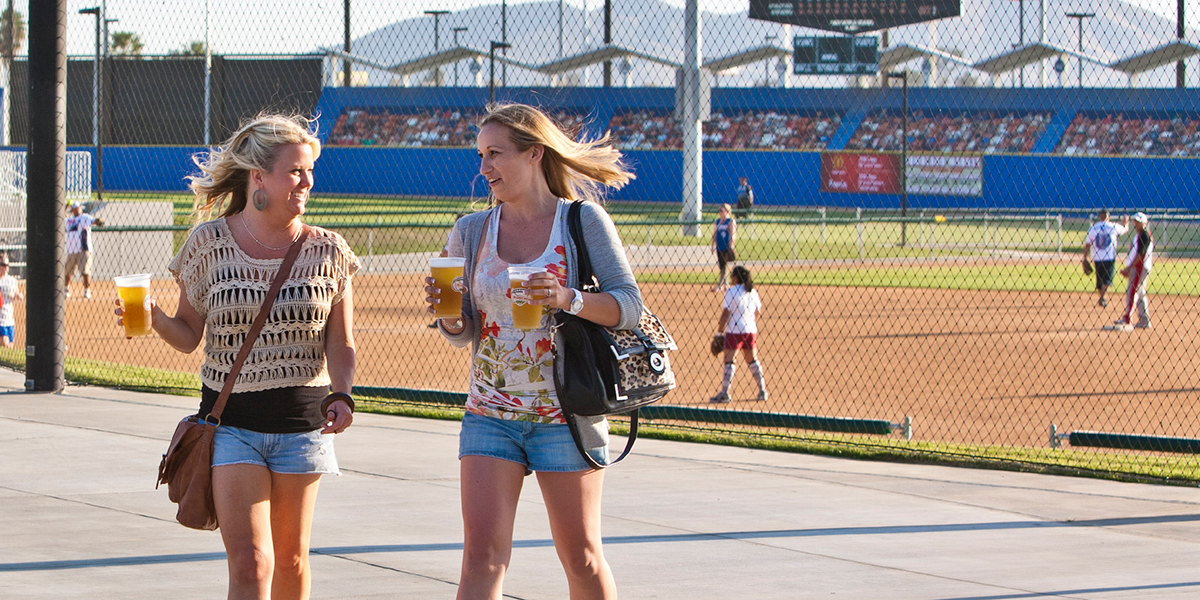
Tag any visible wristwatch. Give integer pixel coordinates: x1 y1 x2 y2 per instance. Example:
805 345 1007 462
566 288 584 315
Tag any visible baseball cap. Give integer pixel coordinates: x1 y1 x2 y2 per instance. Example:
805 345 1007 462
1131 212 1148 224
68 201 82 210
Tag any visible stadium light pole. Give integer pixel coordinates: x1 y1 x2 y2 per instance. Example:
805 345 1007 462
1065 12 1094 89
1178 0 1186 88
79 7 104 202
887 71 909 247
343 0 351 87
425 10 449 52
489 41 511 104
452 27 467 87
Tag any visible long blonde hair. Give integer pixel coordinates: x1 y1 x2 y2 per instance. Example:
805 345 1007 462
479 103 634 205
186 113 321 223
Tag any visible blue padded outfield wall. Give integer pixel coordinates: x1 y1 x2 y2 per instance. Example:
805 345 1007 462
53 86 1200 210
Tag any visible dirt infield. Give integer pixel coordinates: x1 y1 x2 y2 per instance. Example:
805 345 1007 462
25 270 1200 448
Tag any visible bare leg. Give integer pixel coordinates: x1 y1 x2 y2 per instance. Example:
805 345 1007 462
268 473 322 600
214 464 276 600
537 469 617 600
457 456 526 600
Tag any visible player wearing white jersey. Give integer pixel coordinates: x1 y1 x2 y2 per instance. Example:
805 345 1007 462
1113 212 1153 331
1082 210 1128 307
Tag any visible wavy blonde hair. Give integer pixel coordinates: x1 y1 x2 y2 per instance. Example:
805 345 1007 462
479 103 634 205
186 113 321 223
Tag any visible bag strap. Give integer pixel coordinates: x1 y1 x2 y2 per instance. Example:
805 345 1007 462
563 201 639 469
564 409 641 470
208 227 310 422
567 201 599 293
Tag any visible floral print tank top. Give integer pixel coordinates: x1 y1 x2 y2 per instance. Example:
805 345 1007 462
466 201 569 423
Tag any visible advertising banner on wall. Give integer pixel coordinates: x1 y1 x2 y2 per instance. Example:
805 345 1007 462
820 152 901 194
821 153 984 196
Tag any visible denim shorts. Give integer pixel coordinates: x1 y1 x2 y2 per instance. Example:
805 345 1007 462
459 412 608 472
0 325 13 342
212 425 339 475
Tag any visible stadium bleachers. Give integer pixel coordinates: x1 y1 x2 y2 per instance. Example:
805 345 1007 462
608 109 841 150
845 110 1052 154
1054 113 1200 157
328 108 590 147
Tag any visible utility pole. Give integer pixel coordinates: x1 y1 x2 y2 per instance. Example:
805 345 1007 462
452 27 467 87
1178 0 1187 88
1065 12 1093 89
603 0 612 87
343 0 352 87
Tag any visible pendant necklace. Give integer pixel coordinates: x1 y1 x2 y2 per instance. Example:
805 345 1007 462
241 215 298 251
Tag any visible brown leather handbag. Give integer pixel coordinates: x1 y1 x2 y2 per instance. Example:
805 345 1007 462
156 228 309 530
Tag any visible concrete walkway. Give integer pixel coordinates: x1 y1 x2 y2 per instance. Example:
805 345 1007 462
2 367 1199 599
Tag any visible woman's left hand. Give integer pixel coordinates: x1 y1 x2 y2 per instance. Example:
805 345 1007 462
524 271 569 311
321 399 354 434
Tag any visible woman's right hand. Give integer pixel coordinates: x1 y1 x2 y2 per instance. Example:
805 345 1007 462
113 298 159 340
423 276 441 316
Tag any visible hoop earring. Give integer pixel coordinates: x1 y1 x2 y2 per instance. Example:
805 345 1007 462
252 189 268 211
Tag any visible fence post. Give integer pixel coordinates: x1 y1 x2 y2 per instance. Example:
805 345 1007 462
791 221 797 262
919 210 925 247
1056 214 1063 257
1044 212 1050 246
820 206 827 244
856 207 864 261
983 212 989 250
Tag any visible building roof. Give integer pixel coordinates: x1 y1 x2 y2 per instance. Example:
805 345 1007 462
703 44 790 73
973 42 1104 77
1109 40 1200 75
878 43 973 73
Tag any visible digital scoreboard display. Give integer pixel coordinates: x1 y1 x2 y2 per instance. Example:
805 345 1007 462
794 36 878 75
750 0 960 34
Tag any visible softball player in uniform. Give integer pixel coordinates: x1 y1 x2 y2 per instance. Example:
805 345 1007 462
1082 210 1128 307
1114 212 1153 330
710 265 768 403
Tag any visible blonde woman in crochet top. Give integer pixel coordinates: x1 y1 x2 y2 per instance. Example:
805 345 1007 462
117 114 358 599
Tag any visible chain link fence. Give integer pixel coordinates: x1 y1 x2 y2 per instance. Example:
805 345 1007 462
8 0 1200 482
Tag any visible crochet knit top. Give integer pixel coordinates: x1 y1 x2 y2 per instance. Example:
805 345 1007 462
168 218 360 394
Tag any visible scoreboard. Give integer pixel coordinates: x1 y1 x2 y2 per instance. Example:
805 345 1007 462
750 0 960 34
794 36 878 75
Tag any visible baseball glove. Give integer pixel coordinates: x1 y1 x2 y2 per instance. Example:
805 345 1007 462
1082 260 1094 276
709 334 726 356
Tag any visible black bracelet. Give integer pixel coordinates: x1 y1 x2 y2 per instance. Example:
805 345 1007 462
321 392 355 415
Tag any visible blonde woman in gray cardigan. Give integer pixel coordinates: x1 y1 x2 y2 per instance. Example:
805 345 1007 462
425 103 639 600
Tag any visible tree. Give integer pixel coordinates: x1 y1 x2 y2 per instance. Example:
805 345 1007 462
110 32 144 57
0 8 25 62
168 41 207 57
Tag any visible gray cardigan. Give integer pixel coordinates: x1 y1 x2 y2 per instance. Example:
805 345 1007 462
438 199 643 451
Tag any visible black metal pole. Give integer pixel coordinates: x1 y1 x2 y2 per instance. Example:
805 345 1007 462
26 0 67 392
900 73 908 248
501 1 507 87
489 44 495 104
1178 0 1187 88
603 0 612 87
343 0 351 86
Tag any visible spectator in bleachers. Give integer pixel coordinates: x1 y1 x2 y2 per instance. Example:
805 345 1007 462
846 110 1050 154
328 109 482 147
1055 113 1200 157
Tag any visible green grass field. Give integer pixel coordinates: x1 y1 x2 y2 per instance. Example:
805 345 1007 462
100 192 1200 296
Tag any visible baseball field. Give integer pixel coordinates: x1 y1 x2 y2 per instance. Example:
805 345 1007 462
22 254 1200 452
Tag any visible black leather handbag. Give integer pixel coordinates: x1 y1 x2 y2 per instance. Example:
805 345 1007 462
553 201 676 468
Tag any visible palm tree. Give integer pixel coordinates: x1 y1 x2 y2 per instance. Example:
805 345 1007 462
110 32 144 57
0 8 25 62
169 41 208 57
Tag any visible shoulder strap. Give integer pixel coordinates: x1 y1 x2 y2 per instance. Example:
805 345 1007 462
209 227 310 422
564 410 641 470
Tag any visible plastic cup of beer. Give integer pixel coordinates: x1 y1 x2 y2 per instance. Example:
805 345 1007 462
508 266 547 330
430 257 466 319
114 273 153 337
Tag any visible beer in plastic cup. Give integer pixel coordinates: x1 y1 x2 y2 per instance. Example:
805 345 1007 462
508 266 547 330
430 257 466 319
114 273 153 337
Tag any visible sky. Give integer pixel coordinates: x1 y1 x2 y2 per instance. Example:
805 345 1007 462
47 0 1198 56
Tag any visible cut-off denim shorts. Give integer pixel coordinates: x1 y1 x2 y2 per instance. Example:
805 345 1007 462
212 425 339 475
459 411 608 472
